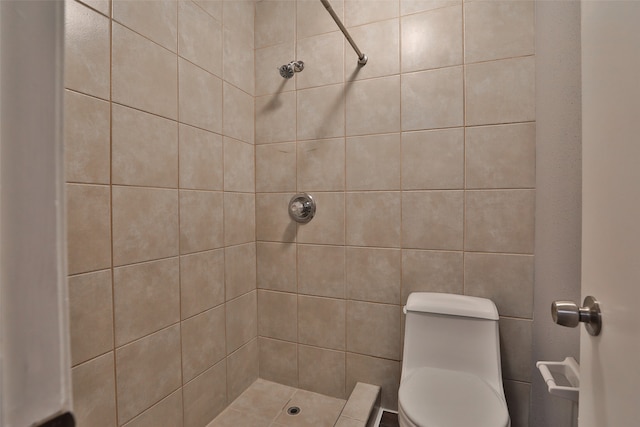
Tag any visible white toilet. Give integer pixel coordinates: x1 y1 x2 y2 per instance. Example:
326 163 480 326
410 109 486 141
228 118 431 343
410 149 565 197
398 292 510 427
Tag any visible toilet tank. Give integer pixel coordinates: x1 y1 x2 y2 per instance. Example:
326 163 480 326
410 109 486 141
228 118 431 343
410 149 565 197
402 293 504 394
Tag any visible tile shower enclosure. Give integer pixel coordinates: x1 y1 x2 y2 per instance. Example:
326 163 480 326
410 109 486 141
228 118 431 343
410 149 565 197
65 0 535 426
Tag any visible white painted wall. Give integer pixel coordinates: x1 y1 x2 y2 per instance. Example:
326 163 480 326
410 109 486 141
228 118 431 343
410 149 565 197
533 2 582 426
0 1 71 426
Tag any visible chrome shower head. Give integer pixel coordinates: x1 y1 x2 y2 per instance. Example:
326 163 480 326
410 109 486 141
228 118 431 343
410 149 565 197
279 60 304 79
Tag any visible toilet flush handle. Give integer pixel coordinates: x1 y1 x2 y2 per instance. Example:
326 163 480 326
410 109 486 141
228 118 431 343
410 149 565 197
551 296 602 336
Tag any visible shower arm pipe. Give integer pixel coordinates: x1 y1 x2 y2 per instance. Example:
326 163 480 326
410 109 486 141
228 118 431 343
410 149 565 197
320 0 368 66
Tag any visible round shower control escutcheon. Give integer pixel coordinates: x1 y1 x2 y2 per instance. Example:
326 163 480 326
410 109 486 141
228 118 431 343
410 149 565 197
288 193 316 224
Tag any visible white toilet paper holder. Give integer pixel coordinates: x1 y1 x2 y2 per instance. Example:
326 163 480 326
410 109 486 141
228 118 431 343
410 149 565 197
536 357 580 402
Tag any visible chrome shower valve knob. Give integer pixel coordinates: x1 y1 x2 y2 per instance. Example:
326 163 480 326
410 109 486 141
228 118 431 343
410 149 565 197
288 193 316 223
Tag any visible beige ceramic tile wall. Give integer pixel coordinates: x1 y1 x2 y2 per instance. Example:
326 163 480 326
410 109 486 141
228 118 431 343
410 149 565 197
255 0 534 425
64 1 257 426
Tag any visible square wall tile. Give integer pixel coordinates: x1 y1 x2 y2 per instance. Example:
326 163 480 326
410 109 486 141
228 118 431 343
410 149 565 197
256 142 297 192
346 192 401 247
345 0 399 27
298 295 346 351
194 0 222 21
401 128 464 190
223 83 254 144
257 242 297 293
113 0 178 52
226 291 258 354
346 247 401 304
345 19 399 81
401 66 463 131
465 56 535 126
256 193 297 242
298 0 344 39
223 0 254 48
499 317 532 382
346 76 400 137
465 123 536 189
227 339 259 401
179 124 223 191
401 6 462 72
259 337 298 388
114 258 180 346
180 249 225 319
72 353 117 427
297 84 345 141
65 0 110 99
465 190 535 254
179 59 223 133
296 32 345 89
179 190 224 254
116 325 182 425
465 253 534 319
299 345 346 399
64 90 110 184
78 0 110 17
347 301 401 360
258 290 298 342
123 390 183 427
224 138 255 192
504 380 531 427
402 190 464 250
224 193 256 246
296 192 345 245
181 306 226 383
401 250 463 303
179 0 222 76
225 243 257 301
346 353 400 410
400 0 460 16
183 362 227 427
256 92 297 144
255 43 296 96
346 133 400 190
223 26 255 94
298 138 345 191
112 104 178 188
255 0 295 48
464 0 534 63
112 23 177 119
67 184 111 275
298 245 346 298
69 270 114 366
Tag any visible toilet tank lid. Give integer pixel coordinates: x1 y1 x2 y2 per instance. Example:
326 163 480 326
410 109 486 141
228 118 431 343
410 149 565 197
405 293 499 320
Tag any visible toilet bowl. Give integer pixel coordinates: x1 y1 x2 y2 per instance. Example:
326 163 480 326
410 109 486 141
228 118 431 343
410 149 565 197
398 293 510 427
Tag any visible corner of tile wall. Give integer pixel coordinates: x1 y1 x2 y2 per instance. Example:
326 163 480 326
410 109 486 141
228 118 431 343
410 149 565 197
65 1 256 426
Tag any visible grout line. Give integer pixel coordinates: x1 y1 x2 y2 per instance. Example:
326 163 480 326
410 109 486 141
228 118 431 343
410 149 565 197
221 0 231 409
175 4 187 426
462 0 467 296
106 3 120 424
398 5 404 338
294 0 301 391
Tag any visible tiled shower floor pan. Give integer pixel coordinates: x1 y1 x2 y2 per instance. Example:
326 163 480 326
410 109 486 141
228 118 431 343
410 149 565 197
207 379 380 427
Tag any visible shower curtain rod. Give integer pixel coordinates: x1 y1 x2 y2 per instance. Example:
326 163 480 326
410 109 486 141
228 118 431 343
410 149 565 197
320 0 368 66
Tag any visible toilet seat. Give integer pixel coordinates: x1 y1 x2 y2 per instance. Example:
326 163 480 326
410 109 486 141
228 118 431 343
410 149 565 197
398 367 509 427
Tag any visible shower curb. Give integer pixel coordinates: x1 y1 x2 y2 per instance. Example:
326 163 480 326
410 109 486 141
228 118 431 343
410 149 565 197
336 382 381 427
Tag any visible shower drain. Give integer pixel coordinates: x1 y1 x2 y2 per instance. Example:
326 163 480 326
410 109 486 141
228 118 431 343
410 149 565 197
287 406 301 416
